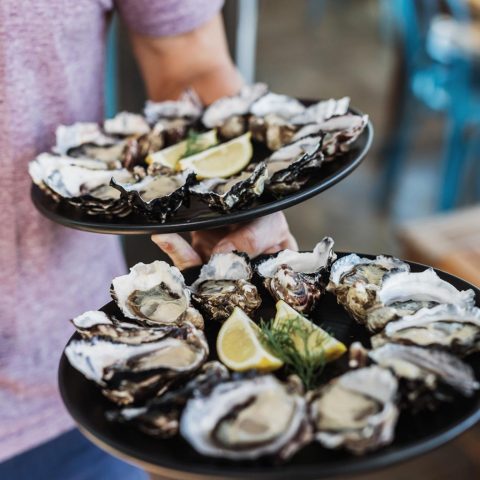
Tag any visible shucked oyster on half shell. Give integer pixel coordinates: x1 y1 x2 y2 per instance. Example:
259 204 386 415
190 252 261 321
264 135 324 195
65 320 208 405
365 269 476 331
111 261 204 329
53 122 116 155
309 366 399 455
327 254 410 326
256 237 336 313
107 361 229 438
371 304 480 355
111 171 196 222
180 375 312 461
190 162 268 212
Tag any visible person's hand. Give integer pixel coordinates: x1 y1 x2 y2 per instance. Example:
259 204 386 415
151 212 297 270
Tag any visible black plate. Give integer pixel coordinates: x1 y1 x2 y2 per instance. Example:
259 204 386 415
58 253 480 479
32 105 373 235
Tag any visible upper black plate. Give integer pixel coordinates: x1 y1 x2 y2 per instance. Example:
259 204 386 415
31 105 373 235
58 254 480 479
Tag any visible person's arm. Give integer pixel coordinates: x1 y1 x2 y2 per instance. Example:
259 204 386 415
129 14 243 104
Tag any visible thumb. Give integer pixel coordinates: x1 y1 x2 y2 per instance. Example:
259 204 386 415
151 233 202 271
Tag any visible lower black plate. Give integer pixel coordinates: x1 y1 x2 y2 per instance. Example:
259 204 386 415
32 105 372 235
58 254 480 479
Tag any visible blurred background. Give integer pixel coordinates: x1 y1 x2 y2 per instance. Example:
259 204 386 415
107 1 480 478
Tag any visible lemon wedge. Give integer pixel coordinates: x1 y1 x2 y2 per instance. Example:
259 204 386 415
178 132 253 179
217 307 283 372
273 300 346 362
146 130 218 170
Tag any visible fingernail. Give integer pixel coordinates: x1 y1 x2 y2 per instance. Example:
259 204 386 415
214 241 235 253
157 241 172 252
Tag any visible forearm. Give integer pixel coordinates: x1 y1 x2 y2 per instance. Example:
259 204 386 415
130 14 243 104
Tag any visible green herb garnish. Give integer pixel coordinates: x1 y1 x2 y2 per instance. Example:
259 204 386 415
182 130 207 158
259 315 326 390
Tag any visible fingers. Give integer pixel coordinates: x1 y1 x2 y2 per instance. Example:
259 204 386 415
151 233 202 270
282 232 299 251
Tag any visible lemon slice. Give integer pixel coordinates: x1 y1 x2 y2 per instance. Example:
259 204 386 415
178 132 253 179
273 300 346 362
217 307 283 372
146 130 218 170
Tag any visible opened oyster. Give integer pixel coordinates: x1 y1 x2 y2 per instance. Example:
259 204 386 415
371 304 480 355
265 135 324 195
180 375 312 461
366 343 479 409
111 171 196 222
191 252 261 321
250 92 306 120
290 97 351 125
104 112 151 137
202 83 268 139
65 321 208 405
249 113 297 150
366 269 476 331
190 162 268 212
107 361 229 438
309 366 398 455
327 254 410 325
111 261 204 329
256 237 336 313
54 122 116 155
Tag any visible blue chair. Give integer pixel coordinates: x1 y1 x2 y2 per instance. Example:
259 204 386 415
379 0 480 211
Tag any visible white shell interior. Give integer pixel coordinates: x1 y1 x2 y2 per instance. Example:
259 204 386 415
104 112 150 136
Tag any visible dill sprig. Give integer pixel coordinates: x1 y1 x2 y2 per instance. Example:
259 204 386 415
259 315 326 390
183 130 206 158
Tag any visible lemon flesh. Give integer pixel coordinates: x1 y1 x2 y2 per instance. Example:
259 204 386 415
178 132 253 179
273 300 346 362
217 307 283 372
146 130 218 170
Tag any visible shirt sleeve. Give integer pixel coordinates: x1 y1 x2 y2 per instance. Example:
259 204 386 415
116 0 225 37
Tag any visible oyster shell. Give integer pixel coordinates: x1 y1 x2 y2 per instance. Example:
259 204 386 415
191 252 261 321
327 254 410 325
180 375 312 461
111 171 196 222
144 89 203 124
368 343 479 408
309 366 398 455
104 112 150 137
65 321 209 405
107 361 229 437
371 304 480 355
54 123 115 155
366 269 476 331
256 237 336 312
111 261 204 329
202 83 268 138
190 162 268 212
248 113 297 151
250 92 306 120
290 97 351 124
265 135 324 195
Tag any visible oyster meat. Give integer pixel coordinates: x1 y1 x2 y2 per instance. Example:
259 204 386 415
111 171 196 222
107 361 229 437
309 366 399 455
248 113 297 151
191 252 261 321
190 162 268 212
111 261 204 329
180 375 312 461
327 254 410 326
256 237 336 313
265 135 324 195
371 304 480 355
65 321 209 405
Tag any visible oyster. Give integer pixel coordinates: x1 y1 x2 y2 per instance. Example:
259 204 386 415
180 375 312 461
248 114 297 151
250 92 305 120
367 343 479 409
190 162 268 212
290 97 351 125
366 269 476 331
191 252 261 321
111 171 196 222
309 366 398 455
54 122 115 155
111 261 204 329
107 361 229 437
265 135 324 195
104 112 150 137
327 254 410 325
256 237 336 313
202 83 268 138
65 322 208 405
144 89 203 124
371 304 480 355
